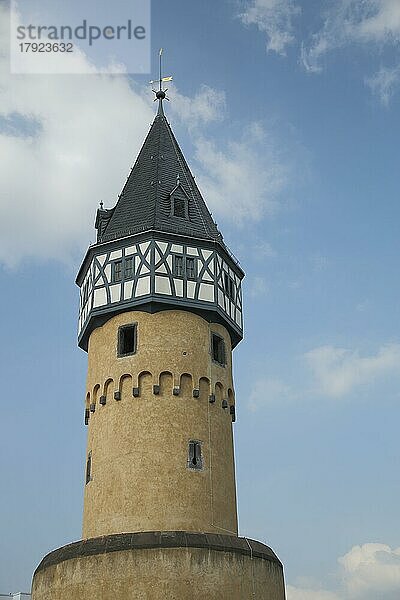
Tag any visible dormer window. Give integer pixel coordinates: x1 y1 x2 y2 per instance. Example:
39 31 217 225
173 197 186 218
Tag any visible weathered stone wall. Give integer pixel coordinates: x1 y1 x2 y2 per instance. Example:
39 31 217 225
32 534 286 600
83 310 238 539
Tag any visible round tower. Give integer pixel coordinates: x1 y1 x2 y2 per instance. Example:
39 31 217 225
32 84 286 600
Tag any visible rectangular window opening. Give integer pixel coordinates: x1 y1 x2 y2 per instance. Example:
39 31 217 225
113 260 122 282
224 272 235 301
125 256 133 279
186 257 196 280
173 255 184 277
212 333 226 366
118 323 137 357
173 197 186 218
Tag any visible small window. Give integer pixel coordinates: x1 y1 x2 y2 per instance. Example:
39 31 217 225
212 333 226 366
173 197 186 218
86 451 92 485
224 272 235 301
173 255 184 277
118 324 137 357
186 257 196 280
125 257 133 279
188 441 203 470
113 260 122 282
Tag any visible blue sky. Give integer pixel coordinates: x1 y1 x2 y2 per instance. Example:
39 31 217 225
1 1 400 598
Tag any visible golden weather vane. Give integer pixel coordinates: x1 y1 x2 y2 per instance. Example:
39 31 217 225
149 48 173 102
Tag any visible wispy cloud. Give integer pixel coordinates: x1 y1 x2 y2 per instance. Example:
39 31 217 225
366 65 400 105
288 542 400 599
301 0 400 73
248 342 400 410
193 122 287 224
239 0 301 55
304 343 400 398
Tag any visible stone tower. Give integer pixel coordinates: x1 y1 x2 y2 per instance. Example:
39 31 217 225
32 90 286 599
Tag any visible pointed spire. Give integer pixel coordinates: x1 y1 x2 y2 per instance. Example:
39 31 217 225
98 106 222 244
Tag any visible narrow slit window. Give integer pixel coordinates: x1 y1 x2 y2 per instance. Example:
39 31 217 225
125 256 133 279
186 257 196 280
212 333 226 366
118 324 137 357
188 441 203 470
86 451 92 485
113 260 122 282
173 255 184 277
173 197 186 218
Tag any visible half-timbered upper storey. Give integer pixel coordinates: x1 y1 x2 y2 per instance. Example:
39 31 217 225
76 101 244 351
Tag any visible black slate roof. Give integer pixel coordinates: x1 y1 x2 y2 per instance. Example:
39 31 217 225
97 102 223 244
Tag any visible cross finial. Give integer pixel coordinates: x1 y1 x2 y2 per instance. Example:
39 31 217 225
149 48 173 109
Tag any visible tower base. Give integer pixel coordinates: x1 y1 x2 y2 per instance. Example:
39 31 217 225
32 531 285 599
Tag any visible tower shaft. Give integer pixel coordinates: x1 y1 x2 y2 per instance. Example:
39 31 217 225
83 309 237 538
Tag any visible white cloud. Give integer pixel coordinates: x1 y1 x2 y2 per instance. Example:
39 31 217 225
169 84 226 128
0 5 291 267
193 122 286 224
0 4 153 266
239 0 301 55
366 65 400 105
304 343 400 398
287 542 400 600
302 0 400 73
286 585 340 600
340 543 400 598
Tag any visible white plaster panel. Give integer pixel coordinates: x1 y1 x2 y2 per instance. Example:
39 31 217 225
139 264 150 275
155 276 171 295
104 264 111 282
218 289 224 307
198 283 214 302
171 244 183 253
187 281 196 299
174 278 183 297
154 249 161 263
187 247 198 256
202 249 213 260
93 287 107 308
97 254 107 266
156 264 168 274
167 255 172 269
139 241 151 254
136 276 150 296
156 241 168 253
124 280 134 300
109 250 122 260
125 245 136 256
110 284 121 303
202 271 213 282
